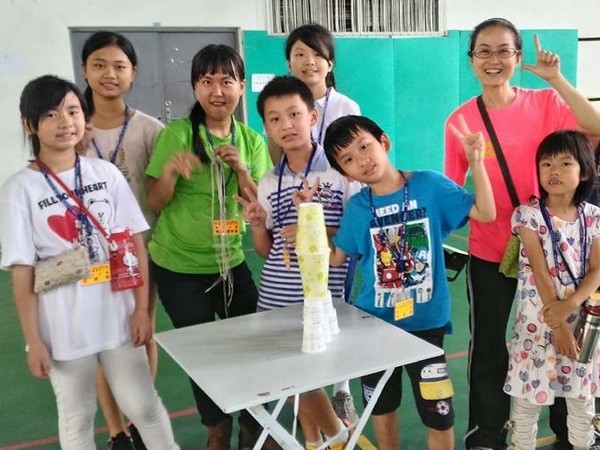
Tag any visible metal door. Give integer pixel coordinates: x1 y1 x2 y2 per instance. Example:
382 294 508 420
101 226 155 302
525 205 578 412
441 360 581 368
70 28 240 123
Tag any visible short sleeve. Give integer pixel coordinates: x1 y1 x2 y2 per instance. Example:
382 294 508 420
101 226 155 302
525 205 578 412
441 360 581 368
247 132 273 182
332 197 359 256
0 176 36 269
585 203 600 242
257 174 275 231
109 165 149 235
146 120 190 179
511 204 540 235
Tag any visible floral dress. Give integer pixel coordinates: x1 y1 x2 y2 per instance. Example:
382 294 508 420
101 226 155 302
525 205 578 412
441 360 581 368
504 199 600 405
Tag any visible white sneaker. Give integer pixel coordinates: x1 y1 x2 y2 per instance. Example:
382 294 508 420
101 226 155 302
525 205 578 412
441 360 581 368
331 391 359 425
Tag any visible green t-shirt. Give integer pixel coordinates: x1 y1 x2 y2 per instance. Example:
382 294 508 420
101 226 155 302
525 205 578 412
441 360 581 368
146 118 272 274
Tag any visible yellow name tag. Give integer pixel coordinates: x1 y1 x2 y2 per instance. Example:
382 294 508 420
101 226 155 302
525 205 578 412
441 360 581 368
80 263 111 286
213 219 240 235
394 298 414 321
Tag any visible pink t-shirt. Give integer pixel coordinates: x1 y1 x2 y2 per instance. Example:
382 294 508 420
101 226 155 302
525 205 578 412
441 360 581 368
444 88 578 262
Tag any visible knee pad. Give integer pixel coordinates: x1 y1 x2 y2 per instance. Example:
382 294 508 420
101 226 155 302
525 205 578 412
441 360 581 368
419 363 454 400
418 363 455 430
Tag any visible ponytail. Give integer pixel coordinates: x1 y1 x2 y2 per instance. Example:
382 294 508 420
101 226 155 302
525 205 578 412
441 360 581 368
84 86 95 116
327 71 336 89
189 102 209 163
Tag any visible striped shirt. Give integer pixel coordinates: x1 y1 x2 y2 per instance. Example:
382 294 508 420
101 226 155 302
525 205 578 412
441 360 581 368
257 145 360 310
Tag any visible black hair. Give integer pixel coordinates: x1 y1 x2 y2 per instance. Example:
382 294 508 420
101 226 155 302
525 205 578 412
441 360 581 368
20 75 89 157
285 23 336 89
535 130 596 205
189 44 245 163
468 18 522 57
323 115 385 175
256 75 315 121
81 31 137 115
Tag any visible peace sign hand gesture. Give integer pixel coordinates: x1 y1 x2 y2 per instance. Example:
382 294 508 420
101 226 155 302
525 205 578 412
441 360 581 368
522 34 561 82
234 188 266 228
448 114 485 164
291 176 320 209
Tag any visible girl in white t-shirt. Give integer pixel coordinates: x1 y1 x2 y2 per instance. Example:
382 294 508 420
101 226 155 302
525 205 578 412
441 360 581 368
285 23 361 426
0 75 178 449
79 30 164 449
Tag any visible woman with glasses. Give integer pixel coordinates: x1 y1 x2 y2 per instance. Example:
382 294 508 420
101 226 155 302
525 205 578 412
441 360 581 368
444 17 600 450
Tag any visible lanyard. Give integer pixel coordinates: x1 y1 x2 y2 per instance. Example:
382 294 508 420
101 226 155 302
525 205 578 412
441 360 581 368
37 155 94 239
369 171 413 273
539 199 587 287
275 145 318 231
37 156 111 243
313 88 332 145
91 105 130 164
202 121 236 189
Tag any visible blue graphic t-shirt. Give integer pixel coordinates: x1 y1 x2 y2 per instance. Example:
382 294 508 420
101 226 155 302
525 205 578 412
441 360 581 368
333 170 474 332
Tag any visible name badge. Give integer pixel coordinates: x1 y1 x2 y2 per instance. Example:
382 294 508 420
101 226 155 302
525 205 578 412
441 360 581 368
81 263 111 286
213 219 240 235
394 297 414 321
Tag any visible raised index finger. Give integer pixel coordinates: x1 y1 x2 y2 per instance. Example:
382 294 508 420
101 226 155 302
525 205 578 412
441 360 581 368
533 34 541 53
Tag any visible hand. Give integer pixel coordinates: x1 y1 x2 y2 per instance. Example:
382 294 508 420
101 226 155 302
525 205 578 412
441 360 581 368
214 144 246 174
234 188 267 228
280 224 298 248
448 114 485 164
543 299 576 329
130 309 152 347
291 176 320 208
164 151 200 180
27 341 51 379
522 35 561 82
552 324 579 360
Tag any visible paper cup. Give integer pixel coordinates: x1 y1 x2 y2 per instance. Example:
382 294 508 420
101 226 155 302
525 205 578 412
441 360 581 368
304 298 331 343
296 203 329 255
297 251 330 299
322 292 340 335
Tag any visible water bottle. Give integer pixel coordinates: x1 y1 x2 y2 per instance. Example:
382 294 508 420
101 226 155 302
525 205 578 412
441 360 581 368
576 291 600 364
108 228 143 292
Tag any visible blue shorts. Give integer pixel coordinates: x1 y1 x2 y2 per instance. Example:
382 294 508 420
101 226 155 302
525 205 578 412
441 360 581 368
360 327 455 430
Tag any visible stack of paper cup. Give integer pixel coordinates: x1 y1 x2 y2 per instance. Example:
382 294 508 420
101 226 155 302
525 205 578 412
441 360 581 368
296 203 330 299
297 203 339 353
302 300 329 353
322 291 340 335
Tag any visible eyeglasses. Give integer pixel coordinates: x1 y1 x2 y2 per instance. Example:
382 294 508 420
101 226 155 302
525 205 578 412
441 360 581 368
468 48 521 59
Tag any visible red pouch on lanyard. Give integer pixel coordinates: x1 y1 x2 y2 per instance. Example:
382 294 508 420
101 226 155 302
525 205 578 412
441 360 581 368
109 228 143 291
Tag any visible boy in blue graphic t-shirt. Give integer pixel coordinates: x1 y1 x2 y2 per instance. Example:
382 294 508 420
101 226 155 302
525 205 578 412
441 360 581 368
313 115 496 450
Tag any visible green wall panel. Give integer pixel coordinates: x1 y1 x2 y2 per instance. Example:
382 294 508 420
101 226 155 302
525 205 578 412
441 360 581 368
393 32 460 171
243 29 577 172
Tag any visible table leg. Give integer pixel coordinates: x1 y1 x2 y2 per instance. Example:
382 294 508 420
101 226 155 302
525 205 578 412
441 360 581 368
343 367 394 449
248 398 304 450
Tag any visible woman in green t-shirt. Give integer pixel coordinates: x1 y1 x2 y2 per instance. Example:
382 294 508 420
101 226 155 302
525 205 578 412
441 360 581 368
145 44 274 449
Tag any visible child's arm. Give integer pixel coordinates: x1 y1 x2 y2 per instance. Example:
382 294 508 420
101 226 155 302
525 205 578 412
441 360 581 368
130 233 151 347
448 115 495 223
524 35 600 136
10 265 51 379
234 189 272 258
329 243 348 267
544 237 600 327
520 226 579 358
519 227 560 306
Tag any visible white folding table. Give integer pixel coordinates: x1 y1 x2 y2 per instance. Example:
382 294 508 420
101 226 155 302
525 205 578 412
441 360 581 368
155 303 443 449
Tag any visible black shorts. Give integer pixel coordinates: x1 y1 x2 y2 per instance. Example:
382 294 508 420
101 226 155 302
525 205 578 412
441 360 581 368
360 327 455 430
